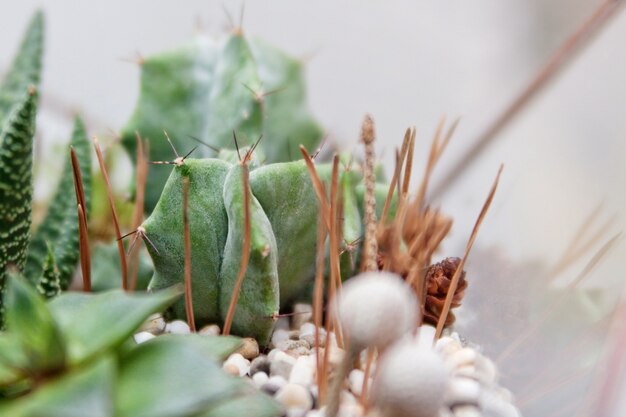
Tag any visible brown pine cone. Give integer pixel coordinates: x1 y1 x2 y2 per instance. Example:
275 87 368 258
423 257 468 327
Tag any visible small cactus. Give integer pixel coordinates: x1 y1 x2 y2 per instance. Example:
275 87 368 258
121 30 323 212
141 147 394 344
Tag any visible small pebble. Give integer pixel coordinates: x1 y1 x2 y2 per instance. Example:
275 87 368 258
271 329 290 346
237 337 260 359
448 348 477 369
446 378 481 406
224 353 250 376
222 363 240 376
133 331 155 344
141 314 166 334
290 355 316 386
252 371 269 388
292 303 313 329
275 383 313 410
270 353 295 379
299 322 317 336
277 339 311 357
198 324 220 336
166 320 190 334
250 355 271 375
453 405 481 417
348 369 366 396
261 375 287 395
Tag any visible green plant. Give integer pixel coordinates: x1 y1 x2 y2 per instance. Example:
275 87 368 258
121 30 324 212
0 273 281 417
0 13 92 326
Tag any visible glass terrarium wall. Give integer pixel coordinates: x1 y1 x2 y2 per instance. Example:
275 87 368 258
1 1 625 416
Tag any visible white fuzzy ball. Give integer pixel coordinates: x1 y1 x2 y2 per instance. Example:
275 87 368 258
334 271 418 350
371 340 450 417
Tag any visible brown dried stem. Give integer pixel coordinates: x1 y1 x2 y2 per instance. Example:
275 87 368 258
435 165 503 339
130 133 148 291
71 148 91 291
182 176 196 332
223 164 252 336
300 145 331 229
314 209 328 404
93 138 129 290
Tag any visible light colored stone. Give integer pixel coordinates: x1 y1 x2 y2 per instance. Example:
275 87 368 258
198 324 220 336
446 378 481 405
275 383 313 410
290 355 316 386
250 355 271 375
237 337 260 359
222 363 240 376
348 369 366 396
272 329 290 346
453 405 481 417
277 339 311 356
141 314 166 334
292 303 313 329
299 322 317 336
270 352 296 379
252 371 269 388
448 348 477 369
435 336 463 357
224 353 250 376
415 325 436 349
165 320 190 334
262 375 287 395
133 331 155 344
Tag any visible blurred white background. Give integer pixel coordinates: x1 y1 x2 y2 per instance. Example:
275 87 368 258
1 1 625 415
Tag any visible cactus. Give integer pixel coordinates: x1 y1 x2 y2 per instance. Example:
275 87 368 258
121 31 323 212
141 150 394 344
0 13 91 326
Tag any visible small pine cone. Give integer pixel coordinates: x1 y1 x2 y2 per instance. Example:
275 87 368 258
423 257 468 327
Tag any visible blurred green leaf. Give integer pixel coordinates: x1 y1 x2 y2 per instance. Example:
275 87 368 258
199 390 283 417
48 287 181 364
5 273 65 373
91 242 153 292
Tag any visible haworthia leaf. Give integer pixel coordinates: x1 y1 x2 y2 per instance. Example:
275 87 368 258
219 163 279 345
249 160 319 304
0 90 38 327
36 244 61 299
144 159 231 324
0 11 43 125
198 389 283 417
25 117 91 289
0 356 114 417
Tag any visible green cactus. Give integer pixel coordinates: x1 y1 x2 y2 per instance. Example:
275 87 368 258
141 151 393 344
121 31 323 212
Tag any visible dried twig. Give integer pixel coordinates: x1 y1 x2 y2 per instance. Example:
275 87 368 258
314 209 328 404
223 164 252 336
130 133 148 291
182 176 196 332
70 149 91 291
435 165 503 339
94 138 129 290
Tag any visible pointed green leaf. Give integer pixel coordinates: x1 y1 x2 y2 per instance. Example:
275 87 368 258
199 390 283 417
35 244 61 299
48 287 181 364
116 336 246 417
0 90 38 327
0 335 29 387
0 11 44 124
25 117 91 290
0 356 114 417
91 242 152 292
4 272 65 373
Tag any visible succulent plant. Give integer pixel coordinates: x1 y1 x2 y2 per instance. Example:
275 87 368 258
140 151 395 344
0 13 92 327
0 273 282 417
121 30 324 212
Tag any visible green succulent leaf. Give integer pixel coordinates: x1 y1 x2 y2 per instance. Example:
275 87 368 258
47 287 182 365
4 272 65 373
35 244 61 299
121 32 322 212
0 90 38 327
25 117 90 290
0 11 43 124
199 390 283 417
0 355 115 417
115 336 253 417
0 334 29 388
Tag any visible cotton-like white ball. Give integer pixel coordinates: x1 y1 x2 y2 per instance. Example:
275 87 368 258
334 271 418 350
371 340 450 417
